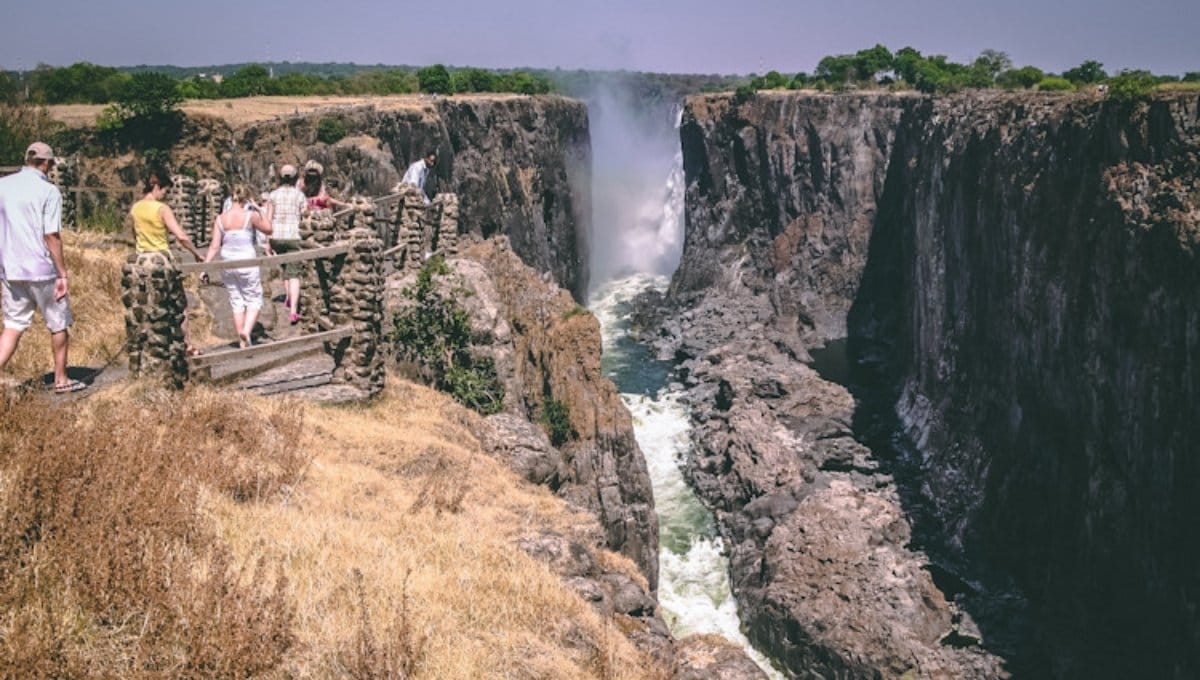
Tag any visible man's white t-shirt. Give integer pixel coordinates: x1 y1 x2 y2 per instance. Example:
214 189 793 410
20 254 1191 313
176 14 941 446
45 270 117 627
402 159 430 196
0 167 62 281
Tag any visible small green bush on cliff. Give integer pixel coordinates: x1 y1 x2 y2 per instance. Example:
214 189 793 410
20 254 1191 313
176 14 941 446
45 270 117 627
316 116 347 144
391 256 504 415
539 398 575 447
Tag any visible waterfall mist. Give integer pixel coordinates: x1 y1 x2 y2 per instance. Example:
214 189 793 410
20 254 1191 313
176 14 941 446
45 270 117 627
583 79 685 294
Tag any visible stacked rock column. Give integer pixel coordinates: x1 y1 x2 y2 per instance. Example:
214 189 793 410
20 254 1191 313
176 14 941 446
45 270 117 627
431 193 460 256
195 179 223 247
120 253 189 388
337 220 386 396
298 208 341 334
396 186 427 272
48 157 78 229
167 175 197 245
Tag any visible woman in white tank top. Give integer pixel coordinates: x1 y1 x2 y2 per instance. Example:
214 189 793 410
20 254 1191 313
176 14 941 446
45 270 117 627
202 185 273 347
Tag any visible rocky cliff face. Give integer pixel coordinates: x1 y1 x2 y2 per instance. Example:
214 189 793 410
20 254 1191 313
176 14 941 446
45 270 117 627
662 89 1200 677
658 92 1005 678
74 96 591 299
239 97 591 298
386 238 659 591
673 92 914 346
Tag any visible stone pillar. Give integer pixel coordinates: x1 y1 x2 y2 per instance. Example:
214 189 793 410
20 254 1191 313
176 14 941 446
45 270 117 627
298 209 339 334
48 156 78 229
121 252 189 388
167 175 197 244
195 179 223 246
395 185 427 272
337 225 386 396
348 196 375 235
431 193 460 257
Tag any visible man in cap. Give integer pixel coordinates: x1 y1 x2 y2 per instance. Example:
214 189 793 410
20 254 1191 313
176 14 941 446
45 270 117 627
0 142 84 392
266 163 308 324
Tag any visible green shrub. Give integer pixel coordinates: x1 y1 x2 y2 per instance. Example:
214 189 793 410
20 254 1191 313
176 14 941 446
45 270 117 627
1064 60 1107 85
316 116 347 144
733 84 757 104
538 398 574 447
80 203 126 234
390 257 504 415
417 65 452 94
749 71 788 90
97 71 183 151
0 105 65 163
1107 69 1157 102
1036 77 1075 92
997 66 1045 89
450 68 498 94
499 71 552 95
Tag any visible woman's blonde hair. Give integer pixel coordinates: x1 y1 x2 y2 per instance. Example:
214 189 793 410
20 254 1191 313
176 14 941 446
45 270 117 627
228 184 253 205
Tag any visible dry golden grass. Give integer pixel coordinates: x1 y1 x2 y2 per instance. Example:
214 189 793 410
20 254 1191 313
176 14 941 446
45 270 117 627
2 230 127 382
0 384 304 678
0 379 668 678
215 380 665 679
46 93 534 129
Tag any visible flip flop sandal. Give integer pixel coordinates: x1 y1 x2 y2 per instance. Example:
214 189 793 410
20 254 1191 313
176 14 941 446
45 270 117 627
52 379 87 394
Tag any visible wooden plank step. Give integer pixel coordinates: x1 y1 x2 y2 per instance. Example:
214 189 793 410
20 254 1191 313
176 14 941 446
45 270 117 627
206 344 325 386
188 326 354 370
244 372 332 396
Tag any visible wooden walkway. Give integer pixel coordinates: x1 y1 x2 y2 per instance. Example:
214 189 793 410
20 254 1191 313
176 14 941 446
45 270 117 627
167 240 373 403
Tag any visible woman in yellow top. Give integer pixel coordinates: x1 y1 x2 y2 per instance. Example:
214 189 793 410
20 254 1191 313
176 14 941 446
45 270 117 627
129 171 206 355
129 172 204 259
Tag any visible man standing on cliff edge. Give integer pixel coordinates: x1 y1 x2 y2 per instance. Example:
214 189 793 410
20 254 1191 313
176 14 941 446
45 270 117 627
401 151 437 204
0 142 83 393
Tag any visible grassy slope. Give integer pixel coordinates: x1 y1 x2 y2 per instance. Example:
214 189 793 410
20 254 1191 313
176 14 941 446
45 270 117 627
0 234 666 678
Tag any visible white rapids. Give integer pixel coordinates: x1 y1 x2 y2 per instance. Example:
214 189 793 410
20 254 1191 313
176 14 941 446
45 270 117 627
591 275 785 680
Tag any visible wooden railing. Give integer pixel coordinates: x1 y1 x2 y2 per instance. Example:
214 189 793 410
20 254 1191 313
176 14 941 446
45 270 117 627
177 243 351 275
178 244 355 376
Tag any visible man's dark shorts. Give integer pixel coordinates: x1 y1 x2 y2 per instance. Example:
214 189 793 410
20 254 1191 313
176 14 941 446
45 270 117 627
270 239 304 278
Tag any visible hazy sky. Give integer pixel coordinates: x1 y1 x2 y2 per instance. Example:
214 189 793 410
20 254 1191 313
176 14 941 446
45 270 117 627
2 0 1197 75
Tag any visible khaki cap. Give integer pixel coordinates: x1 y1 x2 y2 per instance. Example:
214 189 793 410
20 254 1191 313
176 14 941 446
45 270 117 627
26 142 54 161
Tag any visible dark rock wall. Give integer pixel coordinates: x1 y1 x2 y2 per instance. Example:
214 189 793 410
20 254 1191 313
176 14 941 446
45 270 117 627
89 96 592 300
881 93 1200 677
674 93 914 346
674 89 1200 676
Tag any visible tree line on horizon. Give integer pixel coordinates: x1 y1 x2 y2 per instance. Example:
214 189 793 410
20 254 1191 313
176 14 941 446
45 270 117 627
0 63 556 106
7 49 1194 109
743 45 1199 99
